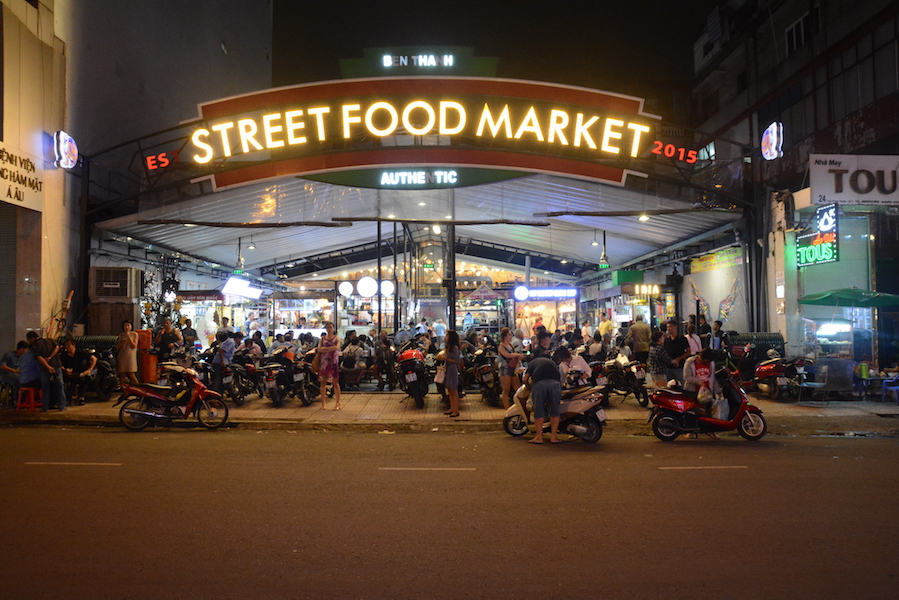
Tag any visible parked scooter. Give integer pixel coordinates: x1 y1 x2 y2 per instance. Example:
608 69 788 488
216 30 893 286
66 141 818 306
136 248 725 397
602 353 649 406
752 348 809 400
115 364 228 431
502 369 608 443
471 348 502 407
647 367 767 441
395 340 429 408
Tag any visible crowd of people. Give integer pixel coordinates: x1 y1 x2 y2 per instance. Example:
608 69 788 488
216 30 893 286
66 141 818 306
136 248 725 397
1 312 727 428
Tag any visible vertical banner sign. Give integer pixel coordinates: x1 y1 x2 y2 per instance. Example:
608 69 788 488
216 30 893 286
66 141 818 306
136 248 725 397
796 204 839 267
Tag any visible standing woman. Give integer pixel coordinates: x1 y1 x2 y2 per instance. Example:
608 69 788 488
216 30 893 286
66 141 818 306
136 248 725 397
441 330 463 417
116 320 139 385
497 327 524 409
317 321 342 410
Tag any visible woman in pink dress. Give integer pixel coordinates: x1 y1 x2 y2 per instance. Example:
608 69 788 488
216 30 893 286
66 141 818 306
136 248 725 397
116 320 139 384
317 321 342 410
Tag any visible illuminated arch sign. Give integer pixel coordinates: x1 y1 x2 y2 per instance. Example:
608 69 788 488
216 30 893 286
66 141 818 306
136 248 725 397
186 77 659 190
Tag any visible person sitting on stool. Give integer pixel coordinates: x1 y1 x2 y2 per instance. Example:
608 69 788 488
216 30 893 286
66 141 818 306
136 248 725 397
60 339 106 404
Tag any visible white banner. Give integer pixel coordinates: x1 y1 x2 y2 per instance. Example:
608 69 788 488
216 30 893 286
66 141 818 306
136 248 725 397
0 141 45 212
810 154 899 206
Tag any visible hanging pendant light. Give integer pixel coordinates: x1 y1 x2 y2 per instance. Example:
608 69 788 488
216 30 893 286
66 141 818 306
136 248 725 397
591 229 600 246
598 230 610 270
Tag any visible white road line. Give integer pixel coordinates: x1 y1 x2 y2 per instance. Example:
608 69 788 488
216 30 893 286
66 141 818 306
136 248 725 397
378 467 476 471
25 462 123 466
659 466 748 470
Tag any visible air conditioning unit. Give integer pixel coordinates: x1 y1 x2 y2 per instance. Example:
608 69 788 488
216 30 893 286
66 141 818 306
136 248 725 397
89 267 142 301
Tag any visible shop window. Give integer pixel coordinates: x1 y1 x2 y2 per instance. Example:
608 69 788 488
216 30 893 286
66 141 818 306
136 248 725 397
785 6 820 57
698 141 716 161
858 57 875 108
844 66 860 115
874 43 898 100
736 71 748 93
831 73 846 121
815 85 829 129
873 19 895 49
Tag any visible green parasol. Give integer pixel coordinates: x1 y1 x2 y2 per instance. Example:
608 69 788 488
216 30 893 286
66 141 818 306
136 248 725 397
797 287 899 308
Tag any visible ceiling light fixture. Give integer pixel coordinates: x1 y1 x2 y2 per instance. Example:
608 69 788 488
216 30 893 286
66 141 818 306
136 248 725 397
432 224 442 234
598 230 611 270
247 236 256 250
591 229 600 246
638 214 650 222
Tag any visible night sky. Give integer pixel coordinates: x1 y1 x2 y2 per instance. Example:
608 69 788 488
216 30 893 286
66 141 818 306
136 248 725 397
273 0 721 97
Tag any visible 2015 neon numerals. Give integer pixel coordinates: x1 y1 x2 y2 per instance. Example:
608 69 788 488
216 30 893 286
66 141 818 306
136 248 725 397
651 141 698 164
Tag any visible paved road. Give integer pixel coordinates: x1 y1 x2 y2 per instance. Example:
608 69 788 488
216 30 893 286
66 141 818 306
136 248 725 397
1 428 897 599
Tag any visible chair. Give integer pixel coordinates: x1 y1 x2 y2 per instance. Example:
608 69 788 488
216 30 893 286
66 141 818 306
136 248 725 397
798 366 827 406
15 387 42 412
882 376 899 404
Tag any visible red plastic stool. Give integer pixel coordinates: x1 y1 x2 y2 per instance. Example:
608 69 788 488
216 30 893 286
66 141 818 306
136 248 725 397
16 387 42 412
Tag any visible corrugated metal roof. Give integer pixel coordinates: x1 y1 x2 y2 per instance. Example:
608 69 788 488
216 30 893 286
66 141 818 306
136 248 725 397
97 173 740 274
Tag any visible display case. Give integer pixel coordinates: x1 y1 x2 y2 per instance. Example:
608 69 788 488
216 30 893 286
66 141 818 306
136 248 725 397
802 318 853 359
458 303 503 333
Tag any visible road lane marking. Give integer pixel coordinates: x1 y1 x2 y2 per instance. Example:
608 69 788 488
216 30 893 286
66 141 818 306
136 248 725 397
659 466 747 470
25 462 123 466
378 467 476 471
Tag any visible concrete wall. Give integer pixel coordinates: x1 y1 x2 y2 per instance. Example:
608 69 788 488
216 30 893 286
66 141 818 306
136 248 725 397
1 0 72 347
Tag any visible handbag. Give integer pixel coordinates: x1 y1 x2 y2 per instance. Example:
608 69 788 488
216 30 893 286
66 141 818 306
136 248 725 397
504 346 520 370
311 352 321 374
434 365 446 384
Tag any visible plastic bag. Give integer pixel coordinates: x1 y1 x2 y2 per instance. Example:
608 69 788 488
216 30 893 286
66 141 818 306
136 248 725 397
435 366 446 384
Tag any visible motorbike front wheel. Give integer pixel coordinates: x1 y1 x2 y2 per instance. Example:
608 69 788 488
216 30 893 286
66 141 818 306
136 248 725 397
766 377 782 400
570 414 603 443
738 411 767 441
226 382 245 407
503 414 529 436
411 381 426 408
295 384 312 406
634 385 649 407
197 396 229 429
652 414 681 442
268 386 283 407
119 397 152 431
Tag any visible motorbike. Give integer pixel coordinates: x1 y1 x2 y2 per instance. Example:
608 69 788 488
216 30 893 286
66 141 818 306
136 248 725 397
752 348 809 400
602 353 649 407
90 348 120 399
502 369 608 443
260 347 297 407
115 364 228 431
647 367 767 442
395 340 430 408
471 348 502 407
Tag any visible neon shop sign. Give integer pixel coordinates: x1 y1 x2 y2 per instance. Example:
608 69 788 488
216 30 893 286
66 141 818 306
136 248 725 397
796 203 839 267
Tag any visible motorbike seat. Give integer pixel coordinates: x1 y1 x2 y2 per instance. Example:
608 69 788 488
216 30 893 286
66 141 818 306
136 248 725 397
143 384 171 392
261 363 284 370
758 358 781 366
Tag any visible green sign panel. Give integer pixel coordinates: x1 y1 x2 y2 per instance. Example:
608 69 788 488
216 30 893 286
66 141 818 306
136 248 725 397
797 204 839 268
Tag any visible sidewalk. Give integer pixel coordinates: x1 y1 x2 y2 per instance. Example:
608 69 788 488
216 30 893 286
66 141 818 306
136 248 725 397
3 386 899 436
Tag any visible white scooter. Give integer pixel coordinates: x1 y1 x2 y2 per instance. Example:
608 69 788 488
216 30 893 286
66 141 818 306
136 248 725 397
502 370 608 443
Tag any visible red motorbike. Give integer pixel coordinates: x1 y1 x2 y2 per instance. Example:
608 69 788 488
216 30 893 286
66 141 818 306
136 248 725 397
395 340 429 408
752 348 809 400
115 364 229 431
647 368 767 442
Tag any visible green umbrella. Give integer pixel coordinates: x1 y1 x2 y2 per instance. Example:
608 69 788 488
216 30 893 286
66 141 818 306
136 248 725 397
797 287 899 308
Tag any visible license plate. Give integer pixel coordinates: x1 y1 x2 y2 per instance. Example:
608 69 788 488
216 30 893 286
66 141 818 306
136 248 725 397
405 372 417 383
266 379 276 389
293 373 304 382
595 377 608 386
157 379 168 386
197 372 205 380
596 409 607 422
777 377 788 386
636 370 645 379
223 376 233 384
796 366 805 374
